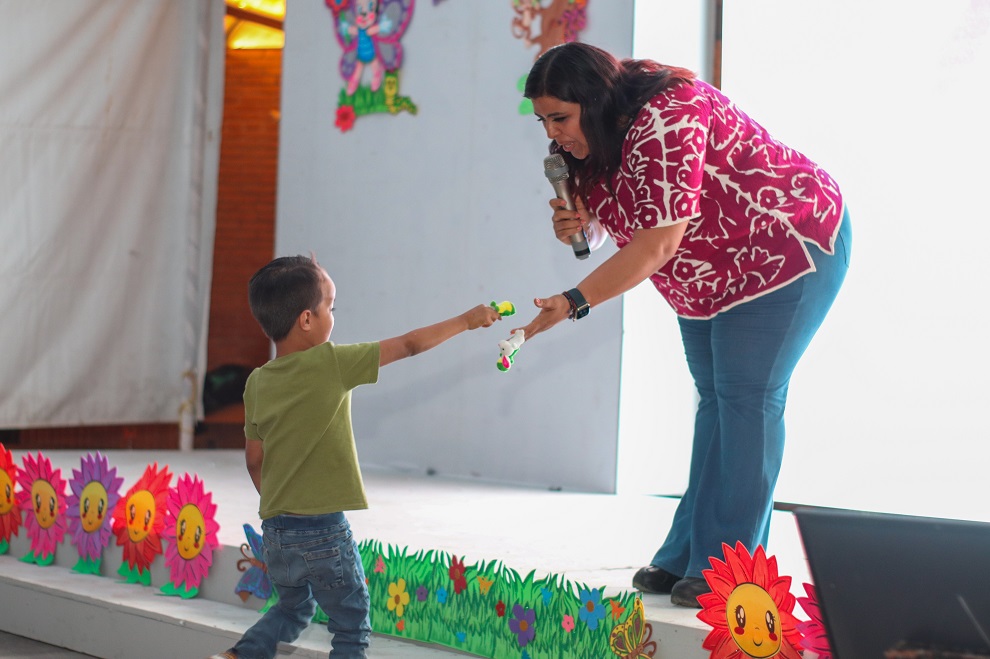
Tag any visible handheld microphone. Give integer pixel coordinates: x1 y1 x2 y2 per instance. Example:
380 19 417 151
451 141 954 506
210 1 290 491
543 154 591 260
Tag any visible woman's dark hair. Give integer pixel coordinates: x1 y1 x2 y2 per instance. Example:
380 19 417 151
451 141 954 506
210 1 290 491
248 255 324 342
524 42 696 200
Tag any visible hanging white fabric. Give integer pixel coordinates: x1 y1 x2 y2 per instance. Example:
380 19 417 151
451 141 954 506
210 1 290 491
0 0 225 441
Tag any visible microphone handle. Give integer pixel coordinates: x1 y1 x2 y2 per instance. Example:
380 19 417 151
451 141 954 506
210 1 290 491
550 180 591 260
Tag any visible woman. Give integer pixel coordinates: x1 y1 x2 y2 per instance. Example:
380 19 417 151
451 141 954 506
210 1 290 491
516 42 851 608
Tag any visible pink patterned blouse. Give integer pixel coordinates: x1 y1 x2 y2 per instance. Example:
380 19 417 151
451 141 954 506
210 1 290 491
586 80 843 319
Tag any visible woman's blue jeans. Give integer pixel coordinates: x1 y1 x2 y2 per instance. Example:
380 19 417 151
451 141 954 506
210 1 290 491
232 512 371 659
651 209 852 579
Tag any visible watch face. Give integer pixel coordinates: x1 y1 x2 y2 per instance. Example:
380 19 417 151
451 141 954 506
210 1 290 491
575 305 590 319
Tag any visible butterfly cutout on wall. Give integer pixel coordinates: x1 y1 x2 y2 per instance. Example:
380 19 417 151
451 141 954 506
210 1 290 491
235 523 272 603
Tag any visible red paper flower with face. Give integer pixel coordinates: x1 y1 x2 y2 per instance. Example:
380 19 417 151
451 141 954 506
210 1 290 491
0 444 21 548
697 542 803 659
112 463 172 573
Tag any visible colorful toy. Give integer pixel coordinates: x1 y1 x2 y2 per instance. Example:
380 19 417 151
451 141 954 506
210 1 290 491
490 300 516 317
497 330 525 372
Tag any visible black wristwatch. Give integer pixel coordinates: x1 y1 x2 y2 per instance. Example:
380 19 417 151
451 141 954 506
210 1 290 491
561 288 590 320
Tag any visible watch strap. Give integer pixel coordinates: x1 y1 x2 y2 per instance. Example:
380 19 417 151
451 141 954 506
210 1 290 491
562 288 590 320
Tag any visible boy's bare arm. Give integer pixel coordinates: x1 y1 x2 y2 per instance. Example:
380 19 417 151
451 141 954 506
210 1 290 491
379 304 501 367
245 438 263 495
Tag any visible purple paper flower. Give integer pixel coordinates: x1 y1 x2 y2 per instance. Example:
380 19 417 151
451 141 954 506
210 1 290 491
508 604 536 647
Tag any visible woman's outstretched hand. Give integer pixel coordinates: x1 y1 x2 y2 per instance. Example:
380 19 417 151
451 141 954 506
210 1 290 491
514 294 571 340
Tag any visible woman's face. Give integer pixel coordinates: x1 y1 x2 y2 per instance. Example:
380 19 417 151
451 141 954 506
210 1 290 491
532 96 588 159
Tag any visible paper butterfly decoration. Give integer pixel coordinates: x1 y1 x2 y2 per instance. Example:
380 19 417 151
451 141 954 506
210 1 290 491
698 542 803 659
112 462 172 586
326 0 418 131
17 451 67 566
66 452 123 575
0 443 21 554
235 523 272 603
609 597 657 658
161 473 221 598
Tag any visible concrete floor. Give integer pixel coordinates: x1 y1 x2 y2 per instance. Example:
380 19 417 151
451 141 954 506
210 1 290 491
0 630 97 658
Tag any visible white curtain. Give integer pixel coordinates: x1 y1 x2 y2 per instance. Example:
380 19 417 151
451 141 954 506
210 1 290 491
0 1 225 443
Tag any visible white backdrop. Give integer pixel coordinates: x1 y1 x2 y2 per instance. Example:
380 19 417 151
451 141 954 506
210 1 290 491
697 1 989 521
277 1 634 492
0 1 226 437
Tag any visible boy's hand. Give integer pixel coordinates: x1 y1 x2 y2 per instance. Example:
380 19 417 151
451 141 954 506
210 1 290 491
464 304 502 330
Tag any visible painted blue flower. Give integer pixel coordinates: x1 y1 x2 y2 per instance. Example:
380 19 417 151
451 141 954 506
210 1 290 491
540 587 552 606
522 651 531 659
436 586 448 604
577 587 606 631
508 604 536 647
456 632 467 643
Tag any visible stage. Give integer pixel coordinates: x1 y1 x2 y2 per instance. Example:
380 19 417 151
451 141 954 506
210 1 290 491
0 449 812 658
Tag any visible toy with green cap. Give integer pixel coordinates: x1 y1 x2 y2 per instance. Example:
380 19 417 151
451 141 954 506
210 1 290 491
490 301 524 371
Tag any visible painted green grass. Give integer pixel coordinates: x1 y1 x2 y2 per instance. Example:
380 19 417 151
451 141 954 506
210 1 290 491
359 540 641 659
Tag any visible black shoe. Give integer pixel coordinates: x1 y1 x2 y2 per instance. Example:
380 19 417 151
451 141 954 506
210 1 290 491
631 565 682 594
670 577 711 608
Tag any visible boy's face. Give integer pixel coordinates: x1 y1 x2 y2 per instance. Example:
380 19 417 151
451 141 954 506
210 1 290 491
312 269 336 343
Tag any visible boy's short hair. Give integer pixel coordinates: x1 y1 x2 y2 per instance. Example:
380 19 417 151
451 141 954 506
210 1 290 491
248 255 324 342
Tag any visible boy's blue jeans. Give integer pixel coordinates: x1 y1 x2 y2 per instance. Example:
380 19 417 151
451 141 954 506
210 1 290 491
232 512 371 659
652 209 852 580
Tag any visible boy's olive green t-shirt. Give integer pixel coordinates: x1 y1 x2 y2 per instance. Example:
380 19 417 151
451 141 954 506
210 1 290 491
243 341 380 519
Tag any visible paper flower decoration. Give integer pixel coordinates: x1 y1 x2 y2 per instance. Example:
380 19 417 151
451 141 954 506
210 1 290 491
66 452 123 575
449 555 467 594
112 462 172 586
0 443 21 554
609 597 657 658
16 451 67 566
697 542 803 659
796 583 831 659
236 523 272 603
160 473 220 598
578 587 607 631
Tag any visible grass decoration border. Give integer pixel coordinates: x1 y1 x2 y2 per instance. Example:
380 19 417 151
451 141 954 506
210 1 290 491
358 539 644 658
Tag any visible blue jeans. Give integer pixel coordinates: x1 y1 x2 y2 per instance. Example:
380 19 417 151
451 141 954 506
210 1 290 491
651 209 852 579
232 512 371 659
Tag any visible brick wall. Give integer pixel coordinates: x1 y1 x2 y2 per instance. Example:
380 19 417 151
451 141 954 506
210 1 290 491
9 48 281 451
208 48 281 373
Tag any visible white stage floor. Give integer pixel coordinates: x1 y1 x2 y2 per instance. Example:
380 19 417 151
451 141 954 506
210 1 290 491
1 449 814 658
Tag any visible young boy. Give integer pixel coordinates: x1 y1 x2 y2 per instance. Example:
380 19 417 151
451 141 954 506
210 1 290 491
210 255 501 659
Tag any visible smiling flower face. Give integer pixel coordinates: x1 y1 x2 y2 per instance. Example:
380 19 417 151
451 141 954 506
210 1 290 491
16 452 67 561
0 444 22 549
698 542 803 659
67 452 123 563
162 473 219 592
112 462 172 573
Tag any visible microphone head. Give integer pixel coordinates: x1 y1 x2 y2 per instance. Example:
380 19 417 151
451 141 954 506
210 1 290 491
543 153 569 183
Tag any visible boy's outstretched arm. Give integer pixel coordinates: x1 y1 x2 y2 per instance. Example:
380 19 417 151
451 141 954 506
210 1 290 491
379 304 501 367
